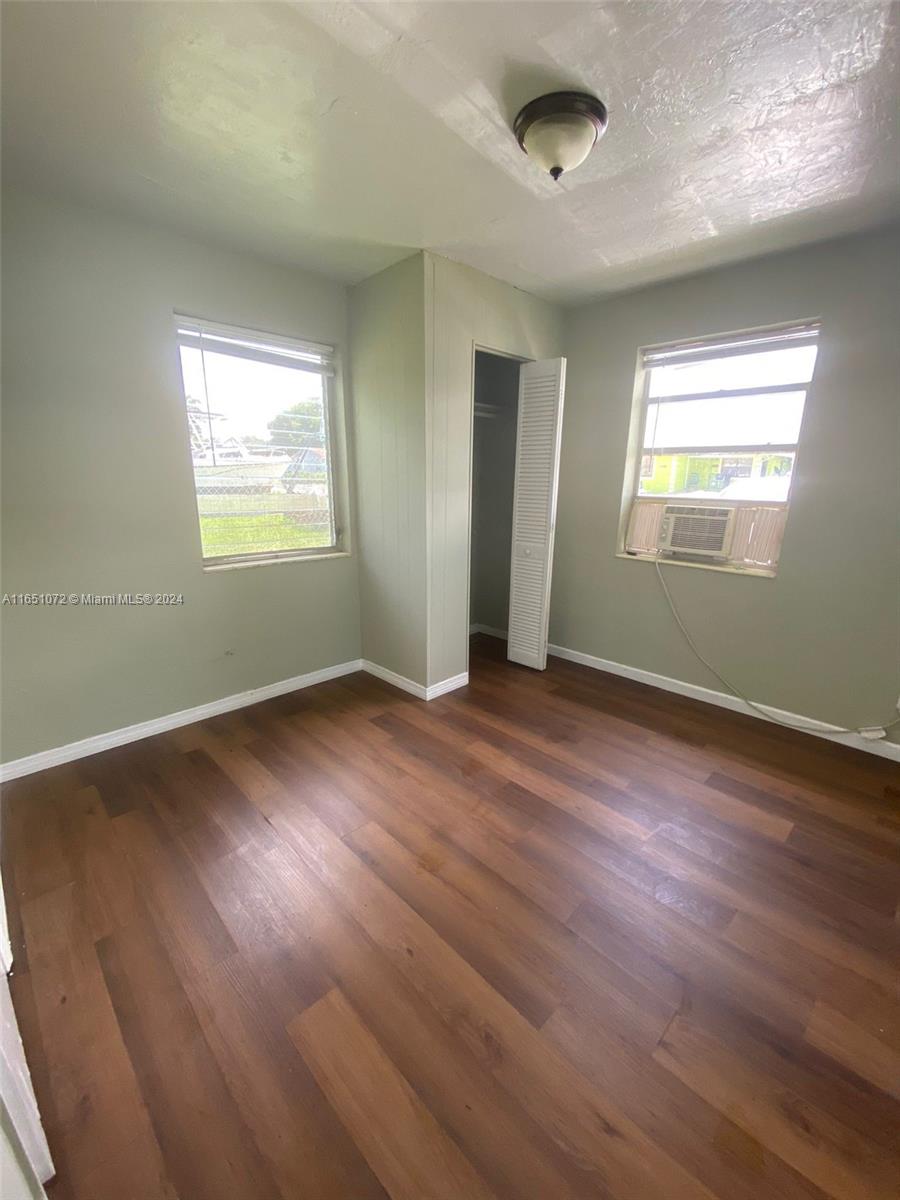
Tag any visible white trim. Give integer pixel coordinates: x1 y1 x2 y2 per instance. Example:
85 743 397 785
11 639 891 787
469 624 509 640
547 644 900 763
0 660 364 781
203 550 351 572
362 660 427 699
616 550 775 579
0 863 10 974
2 972 54 1186
426 672 469 700
0 657 474 782
361 660 468 701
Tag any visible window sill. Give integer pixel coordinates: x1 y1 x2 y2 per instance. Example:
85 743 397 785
203 550 352 573
616 551 776 579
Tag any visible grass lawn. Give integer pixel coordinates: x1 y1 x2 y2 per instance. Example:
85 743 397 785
200 514 332 559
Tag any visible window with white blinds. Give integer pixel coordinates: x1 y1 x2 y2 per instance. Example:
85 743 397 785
175 317 344 566
624 322 821 574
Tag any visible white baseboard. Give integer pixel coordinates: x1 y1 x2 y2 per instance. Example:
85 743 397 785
362 660 468 701
0 656 472 783
548 644 900 763
361 660 427 699
8 641 890 781
0 659 364 782
426 672 470 700
469 624 508 639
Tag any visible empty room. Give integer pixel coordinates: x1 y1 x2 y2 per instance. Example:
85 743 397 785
1 2 899 1198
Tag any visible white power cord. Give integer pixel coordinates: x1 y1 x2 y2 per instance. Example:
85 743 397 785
654 561 900 739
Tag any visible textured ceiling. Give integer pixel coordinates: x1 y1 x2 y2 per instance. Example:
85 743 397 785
3 1 899 302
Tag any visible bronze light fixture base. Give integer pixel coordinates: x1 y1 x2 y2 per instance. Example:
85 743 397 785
513 91 608 180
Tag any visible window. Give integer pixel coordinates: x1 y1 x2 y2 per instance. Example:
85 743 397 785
175 317 345 566
624 322 820 574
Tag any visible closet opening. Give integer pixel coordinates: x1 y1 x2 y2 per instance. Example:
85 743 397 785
469 349 522 649
467 347 567 675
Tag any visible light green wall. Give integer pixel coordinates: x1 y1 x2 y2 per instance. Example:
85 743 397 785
5 188 895 760
470 352 518 632
425 253 564 685
554 226 900 744
349 254 428 683
1 189 360 763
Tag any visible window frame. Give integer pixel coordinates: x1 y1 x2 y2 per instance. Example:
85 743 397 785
174 314 351 570
621 320 821 575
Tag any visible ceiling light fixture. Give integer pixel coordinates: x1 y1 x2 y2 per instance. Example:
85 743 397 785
513 91 608 182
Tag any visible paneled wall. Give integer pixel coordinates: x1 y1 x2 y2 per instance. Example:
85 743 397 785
425 254 564 686
349 255 428 683
349 252 563 690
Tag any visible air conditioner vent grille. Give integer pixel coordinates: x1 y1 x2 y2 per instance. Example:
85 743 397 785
658 504 735 557
667 506 731 519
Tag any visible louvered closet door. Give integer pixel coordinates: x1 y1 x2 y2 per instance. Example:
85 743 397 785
507 358 566 670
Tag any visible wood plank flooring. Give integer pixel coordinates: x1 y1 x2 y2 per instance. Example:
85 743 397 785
3 634 899 1200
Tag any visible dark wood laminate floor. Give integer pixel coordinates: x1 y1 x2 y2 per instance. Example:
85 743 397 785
3 635 899 1200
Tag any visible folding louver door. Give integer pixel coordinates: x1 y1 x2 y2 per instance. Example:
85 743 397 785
507 358 567 670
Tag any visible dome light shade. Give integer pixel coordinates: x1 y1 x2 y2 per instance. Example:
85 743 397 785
514 92 608 181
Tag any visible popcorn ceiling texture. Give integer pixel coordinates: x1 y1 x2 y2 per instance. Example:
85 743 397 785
2 2 898 300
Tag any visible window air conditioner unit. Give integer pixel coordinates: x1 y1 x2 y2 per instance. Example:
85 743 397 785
657 505 735 559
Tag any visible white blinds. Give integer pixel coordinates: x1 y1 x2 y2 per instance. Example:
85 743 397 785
176 318 335 375
642 323 821 368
